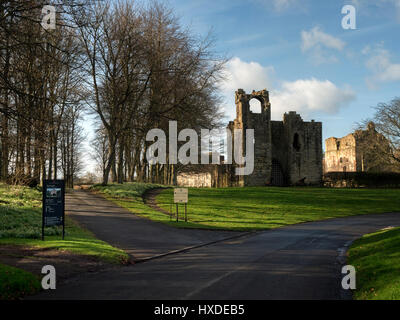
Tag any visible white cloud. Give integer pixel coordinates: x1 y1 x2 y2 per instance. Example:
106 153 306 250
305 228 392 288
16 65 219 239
219 57 356 121
363 44 400 88
219 57 274 120
301 27 345 52
220 57 274 95
301 27 345 65
270 78 356 119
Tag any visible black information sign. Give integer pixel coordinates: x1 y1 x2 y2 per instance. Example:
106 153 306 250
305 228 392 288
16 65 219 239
42 180 65 240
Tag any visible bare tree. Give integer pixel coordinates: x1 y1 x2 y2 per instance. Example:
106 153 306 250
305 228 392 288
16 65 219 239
59 104 84 188
1 0 227 186
91 125 108 176
358 98 400 172
0 0 89 185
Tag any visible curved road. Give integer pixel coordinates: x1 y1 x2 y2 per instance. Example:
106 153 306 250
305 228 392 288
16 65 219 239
33 190 400 300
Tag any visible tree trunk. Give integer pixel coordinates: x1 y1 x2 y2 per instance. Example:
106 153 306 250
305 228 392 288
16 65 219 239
1 113 9 180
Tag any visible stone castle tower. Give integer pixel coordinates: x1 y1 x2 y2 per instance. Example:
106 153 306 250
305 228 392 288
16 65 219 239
324 122 392 173
228 89 323 186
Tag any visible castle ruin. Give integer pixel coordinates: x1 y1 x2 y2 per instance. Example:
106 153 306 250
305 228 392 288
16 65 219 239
177 89 323 187
324 122 392 173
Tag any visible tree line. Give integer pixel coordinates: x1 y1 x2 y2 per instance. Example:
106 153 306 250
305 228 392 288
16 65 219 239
3 0 397 187
0 0 226 187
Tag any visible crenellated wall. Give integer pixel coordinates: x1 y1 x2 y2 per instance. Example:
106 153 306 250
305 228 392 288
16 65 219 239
324 134 357 173
281 112 323 185
230 89 322 186
324 122 392 173
232 89 272 186
177 89 323 187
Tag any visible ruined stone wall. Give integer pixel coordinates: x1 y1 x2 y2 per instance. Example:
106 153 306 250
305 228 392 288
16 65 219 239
177 172 212 188
177 164 237 188
281 112 323 185
177 89 323 188
271 121 287 171
324 122 395 173
233 89 272 186
324 134 357 173
230 90 322 186
323 172 400 188
299 120 323 184
270 121 289 185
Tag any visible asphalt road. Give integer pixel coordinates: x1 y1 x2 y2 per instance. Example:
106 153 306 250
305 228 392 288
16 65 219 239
64 190 247 261
33 191 400 300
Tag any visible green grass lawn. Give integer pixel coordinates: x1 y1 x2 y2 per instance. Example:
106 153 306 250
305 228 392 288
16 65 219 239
91 182 164 199
93 184 400 231
0 183 128 263
0 263 41 300
156 187 400 230
0 184 128 300
90 182 179 226
0 183 129 300
347 227 400 300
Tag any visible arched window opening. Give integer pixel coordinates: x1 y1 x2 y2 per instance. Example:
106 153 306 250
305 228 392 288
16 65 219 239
249 98 262 114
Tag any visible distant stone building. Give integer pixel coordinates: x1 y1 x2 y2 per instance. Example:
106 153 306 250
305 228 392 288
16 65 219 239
324 134 358 173
177 172 213 188
177 163 232 188
177 89 323 187
324 122 391 173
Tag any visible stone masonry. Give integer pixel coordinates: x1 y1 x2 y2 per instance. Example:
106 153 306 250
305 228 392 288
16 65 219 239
324 122 391 173
230 89 323 186
177 88 323 187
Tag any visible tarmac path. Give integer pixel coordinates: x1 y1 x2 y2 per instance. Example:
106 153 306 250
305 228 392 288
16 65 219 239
63 190 248 261
32 190 400 299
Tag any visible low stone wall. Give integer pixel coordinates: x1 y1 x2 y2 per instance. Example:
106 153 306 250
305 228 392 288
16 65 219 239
177 172 212 188
323 172 400 188
177 164 239 188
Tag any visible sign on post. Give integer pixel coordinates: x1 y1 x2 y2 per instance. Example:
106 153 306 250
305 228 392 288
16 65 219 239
174 188 188 203
173 188 188 222
42 180 65 240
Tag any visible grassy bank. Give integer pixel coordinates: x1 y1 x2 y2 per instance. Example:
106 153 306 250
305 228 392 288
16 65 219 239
347 227 400 300
0 183 129 299
0 264 41 300
93 184 400 231
0 183 128 263
91 182 163 199
90 182 176 225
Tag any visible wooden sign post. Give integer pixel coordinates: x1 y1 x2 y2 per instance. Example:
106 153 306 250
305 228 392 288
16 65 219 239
174 188 188 222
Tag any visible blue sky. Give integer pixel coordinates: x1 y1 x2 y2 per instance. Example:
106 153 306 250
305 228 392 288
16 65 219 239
166 0 400 140
83 0 400 173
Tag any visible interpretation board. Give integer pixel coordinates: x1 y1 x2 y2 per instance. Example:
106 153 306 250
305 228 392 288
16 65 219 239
174 188 188 203
42 179 65 240
173 188 188 222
